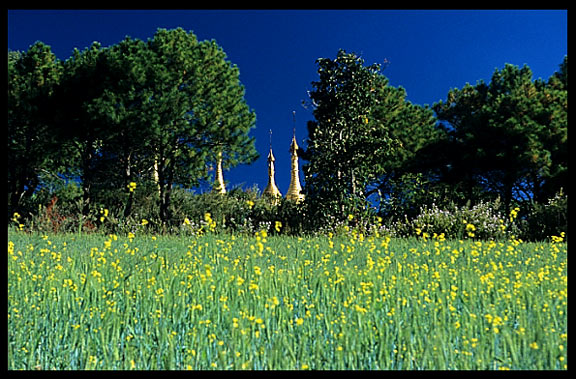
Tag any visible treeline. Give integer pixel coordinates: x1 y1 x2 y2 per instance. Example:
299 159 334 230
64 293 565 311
8 28 258 228
8 30 567 240
301 50 567 240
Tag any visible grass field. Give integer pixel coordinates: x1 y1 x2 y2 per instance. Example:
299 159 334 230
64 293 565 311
8 229 567 370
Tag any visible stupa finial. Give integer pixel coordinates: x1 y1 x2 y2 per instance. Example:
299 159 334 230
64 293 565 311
213 148 226 194
286 111 305 203
262 129 282 203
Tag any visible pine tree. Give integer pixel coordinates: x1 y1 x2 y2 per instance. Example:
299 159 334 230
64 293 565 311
8 42 62 217
433 59 568 212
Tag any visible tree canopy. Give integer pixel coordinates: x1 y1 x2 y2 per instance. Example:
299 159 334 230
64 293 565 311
432 59 568 214
8 28 258 226
7 38 567 238
300 50 566 231
8 42 62 214
302 49 439 227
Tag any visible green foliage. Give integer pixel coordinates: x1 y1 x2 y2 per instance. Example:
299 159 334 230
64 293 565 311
369 83 444 210
378 173 444 221
303 50 399 227
8 42 63 216
10 180 566 243
163 188 306 236
520 190 568 242
7 37 567 242
432 60 568 212
92 29 258 225
7 28 258 227
390 199 517 240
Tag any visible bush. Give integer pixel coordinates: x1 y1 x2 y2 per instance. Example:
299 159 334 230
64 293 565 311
170 187 306 236
12 176 565 242
172 187 259 235
519 190 567 241
390 199 517 240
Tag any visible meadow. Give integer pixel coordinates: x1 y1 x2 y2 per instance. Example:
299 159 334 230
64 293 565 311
8 228 567 370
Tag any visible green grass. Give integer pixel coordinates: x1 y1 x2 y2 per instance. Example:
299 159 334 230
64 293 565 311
8 230 567 370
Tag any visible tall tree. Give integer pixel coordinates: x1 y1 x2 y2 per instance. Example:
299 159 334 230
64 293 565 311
302 50 398 224
8 29 258 226
7 42 62 217
531 56 567 203
194 39 259 184
368 84 444 219
433 60 568 213
87 37 156 217
51 42 108 216
143 28 258 224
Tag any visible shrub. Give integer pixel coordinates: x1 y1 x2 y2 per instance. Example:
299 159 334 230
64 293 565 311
170 187 307 236
520 190 567 241
26 195 98 234
391 199 517 240
13 175 565 242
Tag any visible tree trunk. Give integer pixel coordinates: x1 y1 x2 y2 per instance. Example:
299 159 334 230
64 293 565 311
502 174 514 219
153 155 162 198
157 153 174 228
81 148 93 217
159 183 172 227
350 168 356 198
123 151 133 218
9 169 28 215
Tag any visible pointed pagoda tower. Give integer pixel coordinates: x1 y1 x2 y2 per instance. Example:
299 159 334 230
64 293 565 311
262 130 282 204
213 150 226 194
286 112 305 203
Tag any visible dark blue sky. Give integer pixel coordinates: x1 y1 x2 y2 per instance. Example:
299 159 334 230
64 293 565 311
8 9 568 195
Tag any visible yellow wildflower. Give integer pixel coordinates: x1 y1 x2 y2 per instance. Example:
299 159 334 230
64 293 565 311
509 207 520 222
466 223 476 238
127 182 137 192
551 232 565 243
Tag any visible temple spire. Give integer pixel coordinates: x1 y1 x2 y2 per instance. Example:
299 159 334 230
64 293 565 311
213 149 226 194
286 111 304 203
262 129 282 204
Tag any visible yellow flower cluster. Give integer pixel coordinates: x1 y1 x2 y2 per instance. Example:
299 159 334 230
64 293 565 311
11 212 24 231
99 208 109 223
127 182 137 193
182 212 217 234
509 207 520 222
465 222 476 238
204 212 216 232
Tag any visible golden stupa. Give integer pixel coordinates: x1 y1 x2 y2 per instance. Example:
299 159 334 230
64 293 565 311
213 150 226 194
285 133 305 203
213 114 305 205
262 144 282 204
